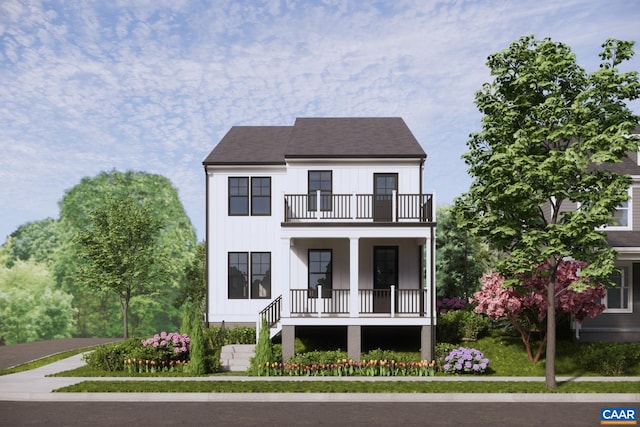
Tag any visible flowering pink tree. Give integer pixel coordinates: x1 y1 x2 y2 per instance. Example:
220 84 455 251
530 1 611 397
471 260 605 362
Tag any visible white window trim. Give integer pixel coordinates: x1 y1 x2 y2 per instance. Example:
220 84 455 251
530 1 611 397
597 187 632 231
603 265 633 313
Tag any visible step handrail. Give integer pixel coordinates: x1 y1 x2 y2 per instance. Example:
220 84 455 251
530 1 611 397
259 295 282 328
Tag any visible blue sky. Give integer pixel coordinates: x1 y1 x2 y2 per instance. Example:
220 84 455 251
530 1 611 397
1 0 639 242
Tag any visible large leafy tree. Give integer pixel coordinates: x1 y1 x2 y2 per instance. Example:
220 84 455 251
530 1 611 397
436 206 492 299
75 196 168 338
58 170 196 337
0 259 75 344
174 240 206 310
4 219 64 267
456 36 639 388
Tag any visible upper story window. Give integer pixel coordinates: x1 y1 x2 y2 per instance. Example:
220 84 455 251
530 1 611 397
308 171 332 211
251 177 271 216
604 266 632 312
608 200 630 229
594 188 632 231
229 177 249 215
228 177 271 216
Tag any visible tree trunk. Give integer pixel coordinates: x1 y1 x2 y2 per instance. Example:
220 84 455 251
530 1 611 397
119 296 129 339
545 273 557 389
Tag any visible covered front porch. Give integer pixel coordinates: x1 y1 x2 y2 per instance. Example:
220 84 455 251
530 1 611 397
279 235 434 318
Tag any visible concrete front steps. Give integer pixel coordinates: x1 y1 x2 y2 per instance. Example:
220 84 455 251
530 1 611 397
220 344 255 372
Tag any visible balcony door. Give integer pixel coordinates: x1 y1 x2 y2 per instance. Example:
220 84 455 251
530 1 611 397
374 173 397 222
373 246 398 313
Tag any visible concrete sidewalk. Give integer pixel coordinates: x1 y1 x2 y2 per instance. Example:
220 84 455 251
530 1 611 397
0 353 638 403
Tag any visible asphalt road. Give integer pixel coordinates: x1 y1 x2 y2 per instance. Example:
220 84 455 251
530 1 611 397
0 401 622 426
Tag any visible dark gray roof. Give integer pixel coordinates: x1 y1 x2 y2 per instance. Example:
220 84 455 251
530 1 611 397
203 117 425 165
590 125 640 175
285 117 425 159
202 126 292 165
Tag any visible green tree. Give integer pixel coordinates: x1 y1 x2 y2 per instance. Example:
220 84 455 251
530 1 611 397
4 219 64 267
456 36 639 389
75 196 169 338
0 260 75 344
436 206 492 299
251 317 275 376
174 241 206 309
57 170 196 337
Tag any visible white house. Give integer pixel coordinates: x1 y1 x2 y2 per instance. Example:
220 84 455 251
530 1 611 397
203 117 436 361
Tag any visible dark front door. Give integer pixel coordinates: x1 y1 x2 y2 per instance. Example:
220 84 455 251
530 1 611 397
373 246 398 313
374 174 397 222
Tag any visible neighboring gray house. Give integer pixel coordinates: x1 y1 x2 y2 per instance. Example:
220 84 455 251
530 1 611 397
203 118 437 361
574 132 640 342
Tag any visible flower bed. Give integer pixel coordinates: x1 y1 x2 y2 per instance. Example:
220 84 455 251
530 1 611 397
256 358 436 377
124 332 191 373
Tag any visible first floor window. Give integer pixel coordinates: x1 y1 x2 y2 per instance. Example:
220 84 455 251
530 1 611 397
309 249 332 298
228 252 271 299
605 266 631 312
251 252 271 299
228 252 248 299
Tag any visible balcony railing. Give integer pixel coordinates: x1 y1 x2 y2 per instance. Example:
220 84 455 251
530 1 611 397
289 287 429 317
284 192 433 223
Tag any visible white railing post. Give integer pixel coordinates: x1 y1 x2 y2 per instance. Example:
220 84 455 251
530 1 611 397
351 192 356 219
391 285 396 317
349 238 359 317
316 190 321 219
317 284 323 317
392 190 397 222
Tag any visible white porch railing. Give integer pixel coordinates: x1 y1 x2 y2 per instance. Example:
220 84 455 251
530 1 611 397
289 287 429 317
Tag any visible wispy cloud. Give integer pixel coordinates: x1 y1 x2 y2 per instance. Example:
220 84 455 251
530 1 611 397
1 0 638 241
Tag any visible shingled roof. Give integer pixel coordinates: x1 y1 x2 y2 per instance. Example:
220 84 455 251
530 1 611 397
203 117 425 165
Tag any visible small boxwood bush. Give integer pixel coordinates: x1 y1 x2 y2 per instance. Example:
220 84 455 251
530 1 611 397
437 310 490 343
83 338 145 371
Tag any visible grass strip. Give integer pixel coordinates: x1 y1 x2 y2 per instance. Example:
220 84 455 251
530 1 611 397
0 348 92 376
54 380 640 394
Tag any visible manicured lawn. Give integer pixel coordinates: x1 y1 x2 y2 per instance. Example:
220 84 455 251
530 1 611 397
54 380 640 394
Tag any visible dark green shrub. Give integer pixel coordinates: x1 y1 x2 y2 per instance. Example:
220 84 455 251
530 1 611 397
224 326 256 344
576 342 640 375
437 310 465 343
288 350 348 366
434 342 457 371
437 310 490 343
460 311 491 341
82 338 142 371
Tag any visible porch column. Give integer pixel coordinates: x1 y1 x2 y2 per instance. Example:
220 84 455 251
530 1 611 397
349 237 359 317
347 325 361 362
282 325 295 361
281 238 291 317
421 325 434 361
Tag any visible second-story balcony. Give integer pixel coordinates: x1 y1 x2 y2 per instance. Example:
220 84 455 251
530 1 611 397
284 192 433 223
